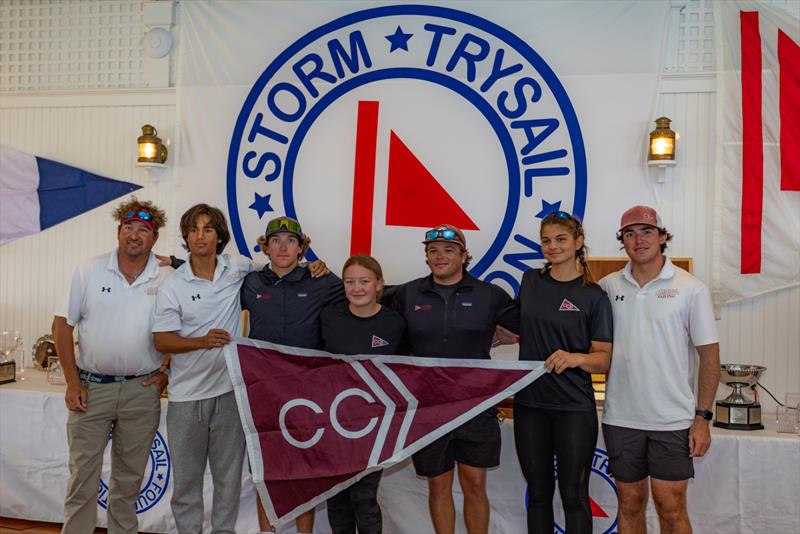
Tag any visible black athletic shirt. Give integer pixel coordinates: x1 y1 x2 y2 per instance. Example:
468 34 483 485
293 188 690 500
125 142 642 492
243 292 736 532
320 302 406 355
241 265 344 349
515 269 613 411
385 273 520 359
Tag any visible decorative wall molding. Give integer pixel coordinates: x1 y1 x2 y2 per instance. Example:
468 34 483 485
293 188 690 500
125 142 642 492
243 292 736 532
0 88 175 108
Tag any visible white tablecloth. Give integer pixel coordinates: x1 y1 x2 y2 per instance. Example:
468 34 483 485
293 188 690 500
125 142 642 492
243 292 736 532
1 372 798 533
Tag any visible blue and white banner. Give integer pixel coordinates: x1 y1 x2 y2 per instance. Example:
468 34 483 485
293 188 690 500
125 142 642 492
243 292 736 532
175 1 670 288
0 144 141 245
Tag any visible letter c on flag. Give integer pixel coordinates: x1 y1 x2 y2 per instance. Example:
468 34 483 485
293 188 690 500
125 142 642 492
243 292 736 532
279 398 324 449
330 388 378 439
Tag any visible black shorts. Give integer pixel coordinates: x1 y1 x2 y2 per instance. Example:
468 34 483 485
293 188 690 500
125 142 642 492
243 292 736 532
602 423 694 483
412 409 500 478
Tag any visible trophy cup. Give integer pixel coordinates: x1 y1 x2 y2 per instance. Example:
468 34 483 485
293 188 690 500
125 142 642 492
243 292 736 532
714 364 766 430
31 334 58 370
0 331 21 385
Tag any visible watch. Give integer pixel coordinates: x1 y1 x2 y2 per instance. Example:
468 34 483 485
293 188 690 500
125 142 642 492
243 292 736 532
695 409 713 421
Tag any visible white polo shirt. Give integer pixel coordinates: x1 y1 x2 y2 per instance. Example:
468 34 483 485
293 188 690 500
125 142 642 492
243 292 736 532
599 257 718 431
152 254 253 402
58 248 171 376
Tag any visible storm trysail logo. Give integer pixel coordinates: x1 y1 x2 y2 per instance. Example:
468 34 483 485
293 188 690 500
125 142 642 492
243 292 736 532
227 4 586 296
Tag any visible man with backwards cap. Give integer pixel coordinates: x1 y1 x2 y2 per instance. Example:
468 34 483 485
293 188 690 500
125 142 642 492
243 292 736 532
240 215 344 534
53 197 171 534
599 206 720 534
385 224 519 534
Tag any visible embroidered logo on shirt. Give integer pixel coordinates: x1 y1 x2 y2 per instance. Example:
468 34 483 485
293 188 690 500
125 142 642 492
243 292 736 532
227 273 240 283
256 293 272 300
461 302 473 307
297 293 308 298
146 287 158 296
413 304 433 311
371 335 389 348
615 295 624 301
656 288 679 299
101 287 111 293
558 299 580 312
191 294 201 301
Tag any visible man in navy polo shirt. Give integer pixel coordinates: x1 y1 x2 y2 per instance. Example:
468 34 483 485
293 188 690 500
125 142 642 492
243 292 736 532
54 197 170 534
387 224 519 534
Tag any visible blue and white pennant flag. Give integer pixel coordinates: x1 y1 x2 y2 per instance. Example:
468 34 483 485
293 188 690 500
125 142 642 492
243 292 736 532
0 144 141 245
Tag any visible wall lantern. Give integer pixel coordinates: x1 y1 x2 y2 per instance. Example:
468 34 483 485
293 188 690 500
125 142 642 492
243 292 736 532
647 117 677 167
137 124 168 165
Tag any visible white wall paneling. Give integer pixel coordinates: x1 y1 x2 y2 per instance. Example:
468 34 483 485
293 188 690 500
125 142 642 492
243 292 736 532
0 0 149 92
0 90 177 358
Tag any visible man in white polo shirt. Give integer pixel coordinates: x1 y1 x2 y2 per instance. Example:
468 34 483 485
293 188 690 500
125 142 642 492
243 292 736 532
152 204 250 534
53 198 171 534
599 205 720 534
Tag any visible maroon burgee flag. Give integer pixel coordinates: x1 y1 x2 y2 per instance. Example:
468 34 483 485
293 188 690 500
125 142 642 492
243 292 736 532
224 337 545 527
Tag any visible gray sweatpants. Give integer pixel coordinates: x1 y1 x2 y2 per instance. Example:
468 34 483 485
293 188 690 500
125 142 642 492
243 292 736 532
167 391 246 534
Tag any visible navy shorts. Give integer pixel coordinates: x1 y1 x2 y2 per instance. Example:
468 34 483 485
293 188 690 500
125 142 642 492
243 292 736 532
602 423 694 482
412 409 500 478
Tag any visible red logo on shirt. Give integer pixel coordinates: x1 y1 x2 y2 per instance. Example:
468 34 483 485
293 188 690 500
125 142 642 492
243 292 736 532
558 299 580 312
413 304 433 311
371 335 389 348
256 293 272 300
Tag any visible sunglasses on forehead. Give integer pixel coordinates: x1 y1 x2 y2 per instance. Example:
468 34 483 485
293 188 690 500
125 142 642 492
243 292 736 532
122 210 153 221
425 228 461 242
545 210 581 224
266 217 302 235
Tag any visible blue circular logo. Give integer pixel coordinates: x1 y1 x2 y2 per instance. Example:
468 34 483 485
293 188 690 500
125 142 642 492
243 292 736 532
98 430 171 514
228 4 586 293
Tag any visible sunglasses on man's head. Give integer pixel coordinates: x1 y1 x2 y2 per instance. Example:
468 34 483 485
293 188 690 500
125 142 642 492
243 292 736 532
266 218 302 235
425 228 460 241
122 210 153 221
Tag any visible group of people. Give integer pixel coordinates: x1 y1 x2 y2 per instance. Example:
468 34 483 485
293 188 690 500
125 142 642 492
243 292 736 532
53 197 719 534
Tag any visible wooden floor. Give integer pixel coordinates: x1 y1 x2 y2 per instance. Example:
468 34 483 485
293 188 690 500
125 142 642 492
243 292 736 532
0 517 108 533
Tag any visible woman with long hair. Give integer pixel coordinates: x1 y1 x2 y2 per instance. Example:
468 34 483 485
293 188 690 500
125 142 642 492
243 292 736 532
514 211 613 534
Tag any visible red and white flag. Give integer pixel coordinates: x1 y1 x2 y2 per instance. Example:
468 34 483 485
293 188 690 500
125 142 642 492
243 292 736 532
714 1 799 305
224 338 545 527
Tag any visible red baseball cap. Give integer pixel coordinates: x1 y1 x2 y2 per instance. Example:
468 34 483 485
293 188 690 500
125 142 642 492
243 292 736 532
619 205 664 232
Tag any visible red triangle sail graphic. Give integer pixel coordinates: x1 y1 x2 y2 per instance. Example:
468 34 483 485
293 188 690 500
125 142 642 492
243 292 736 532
385 131 478 230
590 497 609 518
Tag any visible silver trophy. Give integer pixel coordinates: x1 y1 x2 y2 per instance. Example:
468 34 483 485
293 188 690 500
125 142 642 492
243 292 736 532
714 364 766 430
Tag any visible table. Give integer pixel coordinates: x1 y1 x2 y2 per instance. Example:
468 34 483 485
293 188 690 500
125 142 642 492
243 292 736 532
2 372 798 533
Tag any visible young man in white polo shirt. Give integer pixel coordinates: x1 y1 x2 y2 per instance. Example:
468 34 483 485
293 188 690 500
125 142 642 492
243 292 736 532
53 198 171 534
599 206 720 534
152 204 251 534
